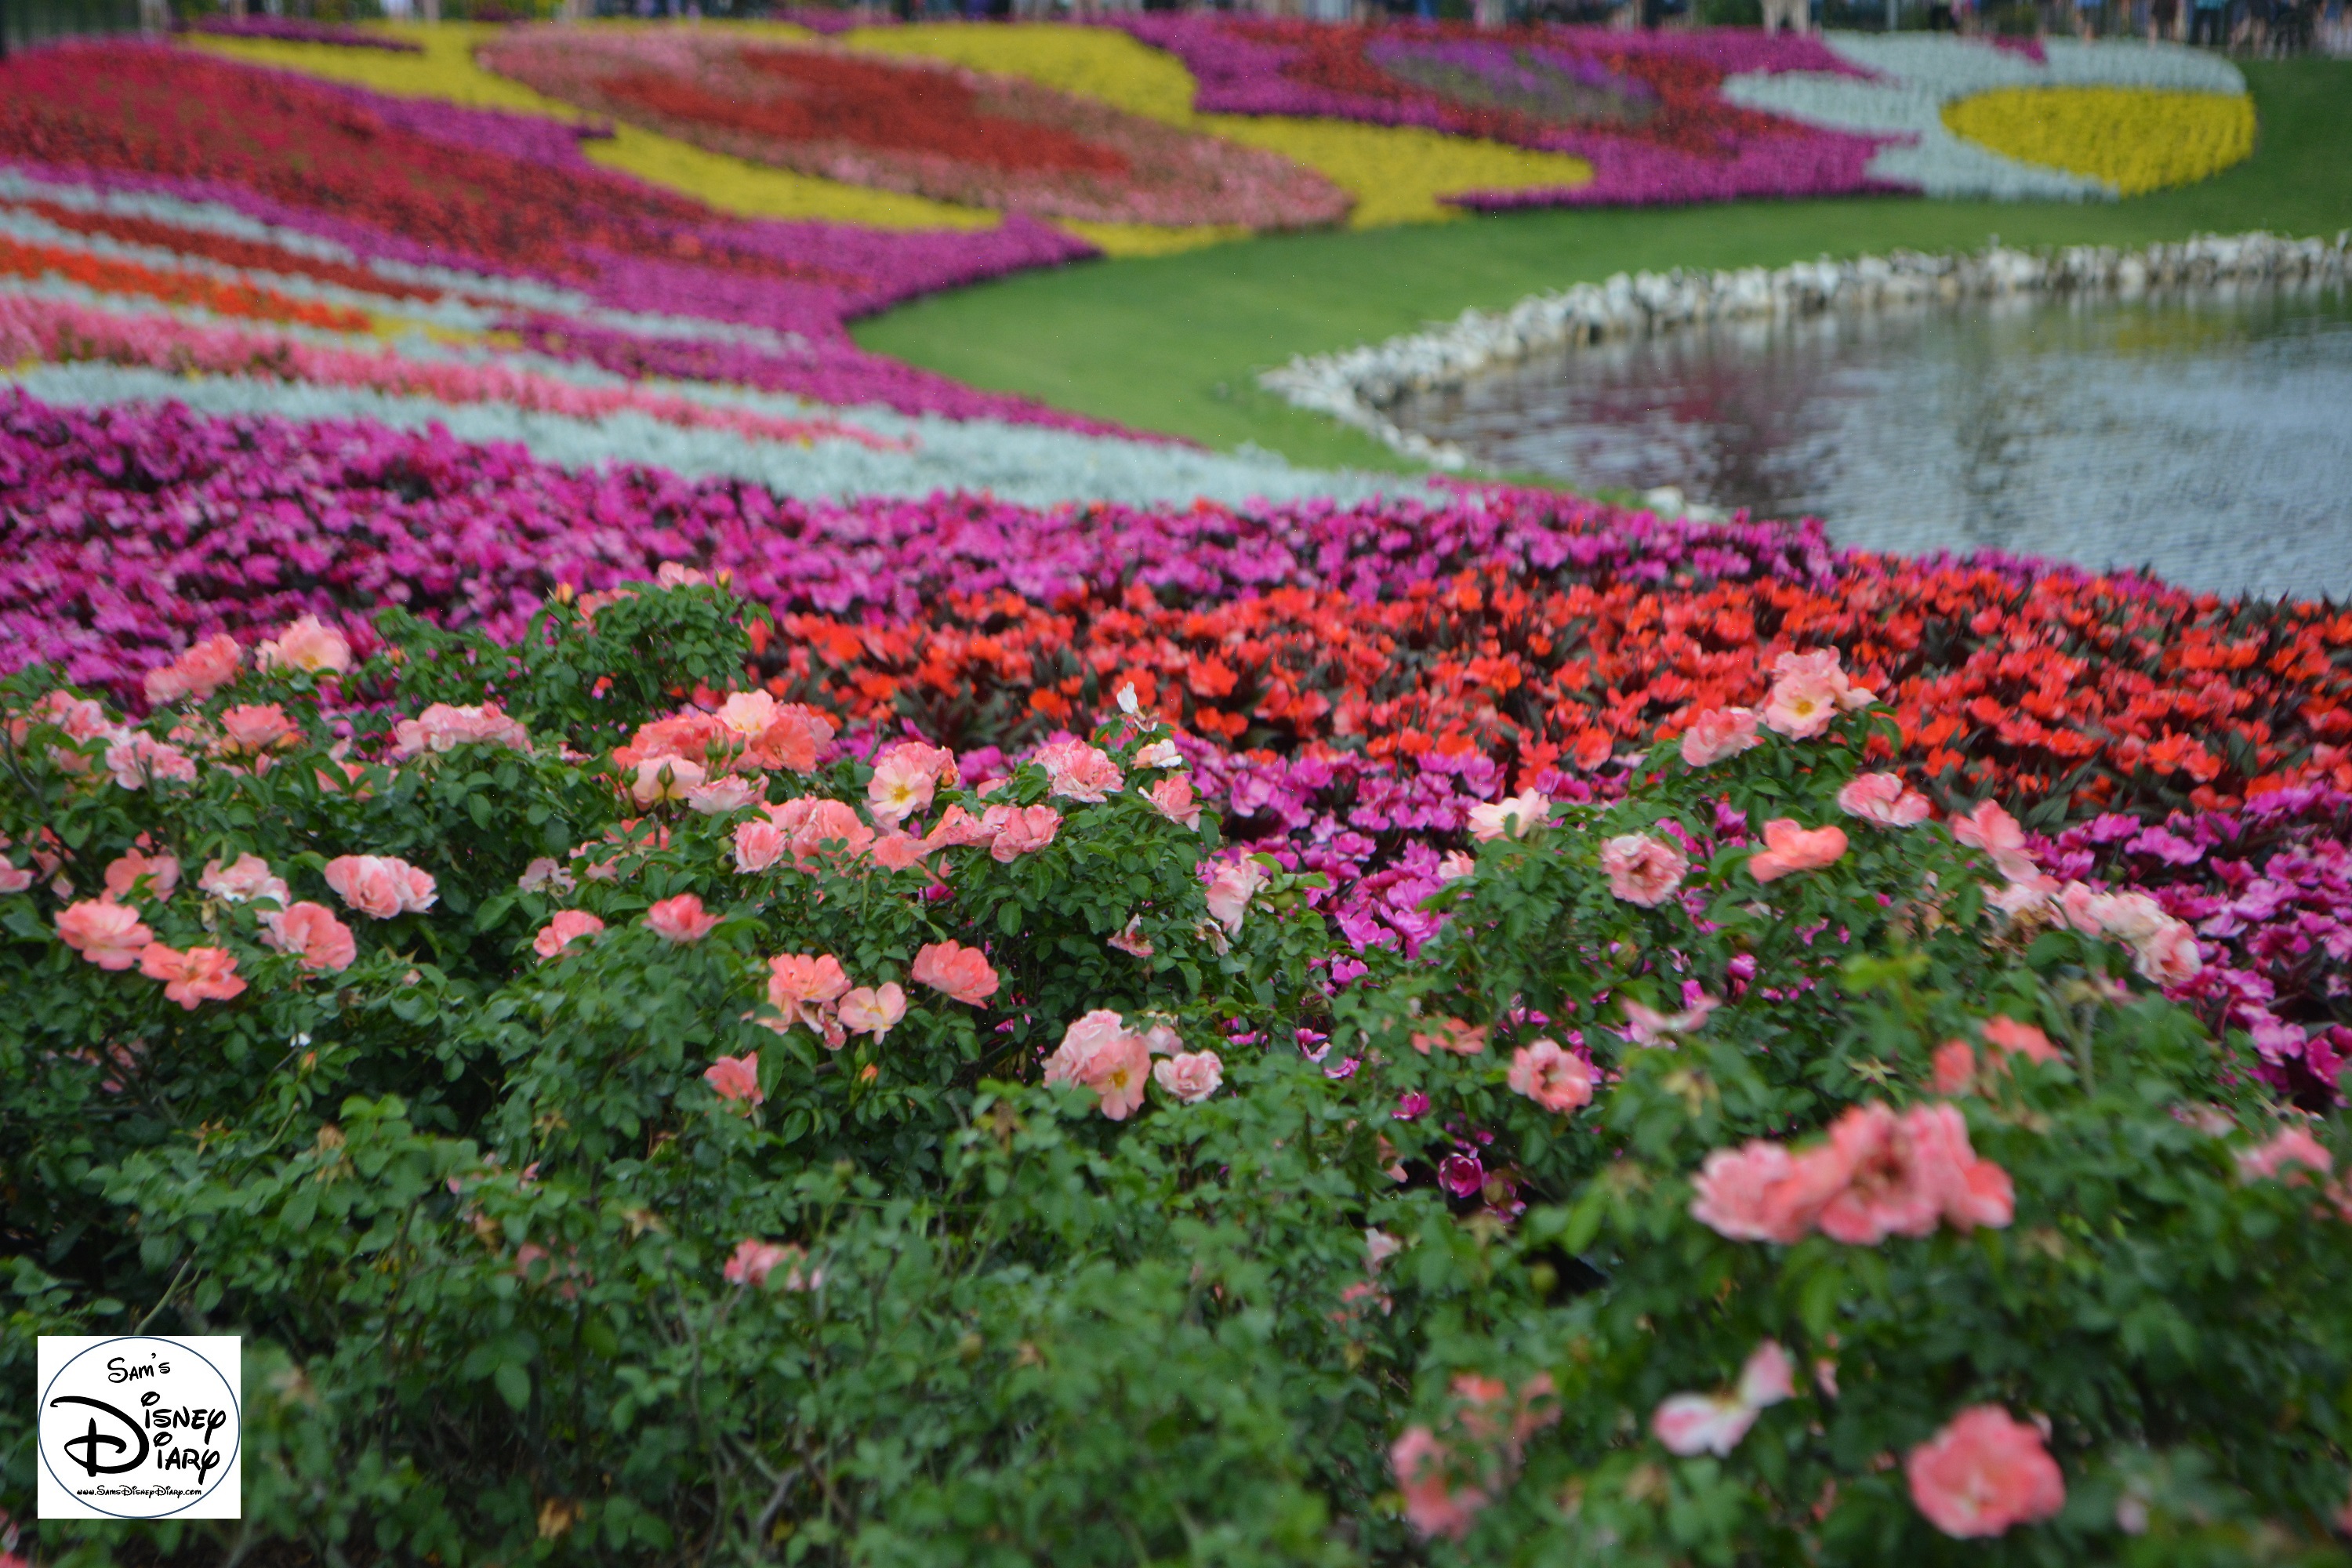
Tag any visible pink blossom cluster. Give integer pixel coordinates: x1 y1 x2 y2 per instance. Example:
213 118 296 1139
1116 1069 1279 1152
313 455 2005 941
1044 1009 1218 1119
1690 1101 2014 1247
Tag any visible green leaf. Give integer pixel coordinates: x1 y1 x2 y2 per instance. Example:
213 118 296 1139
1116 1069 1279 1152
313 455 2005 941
493 1361 532 1412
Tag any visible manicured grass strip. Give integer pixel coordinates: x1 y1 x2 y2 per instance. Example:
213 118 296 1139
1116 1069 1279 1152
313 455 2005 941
854 58 2352 471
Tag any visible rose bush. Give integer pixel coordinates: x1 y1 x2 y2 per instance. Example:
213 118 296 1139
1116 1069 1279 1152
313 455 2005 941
5 576 2352 1566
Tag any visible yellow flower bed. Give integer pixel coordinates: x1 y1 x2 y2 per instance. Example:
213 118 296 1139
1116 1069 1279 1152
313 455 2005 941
841 23 1593 228
188 27 996 230
1943 86 2255 198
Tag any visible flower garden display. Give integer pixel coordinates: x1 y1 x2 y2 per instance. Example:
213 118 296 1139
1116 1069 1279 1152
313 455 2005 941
2 27 2347 1565
4 569 2352 1565
478 27 1353 230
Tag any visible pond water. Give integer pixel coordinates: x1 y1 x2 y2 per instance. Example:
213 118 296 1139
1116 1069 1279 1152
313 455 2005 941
1387 281 2352 601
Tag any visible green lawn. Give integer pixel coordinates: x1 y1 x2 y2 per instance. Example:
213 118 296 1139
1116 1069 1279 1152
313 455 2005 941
853 58 2352 471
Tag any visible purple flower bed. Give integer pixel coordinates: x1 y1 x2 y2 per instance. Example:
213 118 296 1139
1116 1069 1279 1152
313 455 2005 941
181 15 424 49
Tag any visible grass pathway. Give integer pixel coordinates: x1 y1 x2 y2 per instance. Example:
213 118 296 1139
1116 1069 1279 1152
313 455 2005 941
855 57 2352 472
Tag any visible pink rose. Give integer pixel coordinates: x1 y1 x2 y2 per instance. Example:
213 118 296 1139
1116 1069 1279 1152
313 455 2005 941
1679 706 1762 768
1204 858 1267 935
0 858 31 895
644 893 720 944
1034 739 1123 803
1410 1018 1487 1057
684 775 763 815
1437 851 1476 883
1108 916 1154 957
262 902 358 973
103 849 180 903
1044 1008 1152 1120
921 804 996 852
1933 1040 1980 1096
1508 1038 1594 1113
985 804 1061 862
1653 1340 1795 1457
911 941 998 1005
255 614 352 675
723 1237 816 1289
1748 819 1849 883
390 702 532 760
1689 1141 1849 1245
1905 1406 2066 1539
732 818 788 873
1134 739 1184 770
1599 832 1688 907
2237 1124 2332 1184
1837 771 1932 827
2134 920 2202 987
105 735 198 790
837 982 907 1041
56 899 155 970
869 833 931 873
139 943 245 1010
532 909 606 960
1951 799 2038 881
1983 1016 2060 1068
630 755 708 808
1391 1426 1486 1541
866 742 954 826
324 855 437 920
1761 673 1841 739
1146 775 1203 831
199 853 289 908
1465 789 1549 842
769 797 875 869
143 634 244 706
703 1053 763 1106
216 702 299 757
766 952 851 1032
1152 1050 1223 1104
1621 993 1719 1047
724 1238 791 1287
1812 1102 2013 1244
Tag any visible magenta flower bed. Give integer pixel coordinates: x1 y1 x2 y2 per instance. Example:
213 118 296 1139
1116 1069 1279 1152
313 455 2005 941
0 391 1833 702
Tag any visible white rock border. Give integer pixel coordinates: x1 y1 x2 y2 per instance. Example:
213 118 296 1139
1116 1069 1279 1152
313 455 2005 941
1257 230 2352 471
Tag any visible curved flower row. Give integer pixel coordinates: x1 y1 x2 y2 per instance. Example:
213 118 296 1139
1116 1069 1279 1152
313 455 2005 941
479 27 1354 231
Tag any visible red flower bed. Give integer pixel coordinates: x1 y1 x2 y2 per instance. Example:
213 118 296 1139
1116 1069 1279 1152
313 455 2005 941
477 27 1353 230
763 558 2352 824
0 229 372 331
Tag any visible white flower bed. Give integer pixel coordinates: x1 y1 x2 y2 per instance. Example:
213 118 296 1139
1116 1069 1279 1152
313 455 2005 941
1258 231 2352 470
1721 33 2248 201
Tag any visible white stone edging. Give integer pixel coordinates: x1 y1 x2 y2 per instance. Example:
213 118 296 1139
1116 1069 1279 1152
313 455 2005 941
1258 230 2352 471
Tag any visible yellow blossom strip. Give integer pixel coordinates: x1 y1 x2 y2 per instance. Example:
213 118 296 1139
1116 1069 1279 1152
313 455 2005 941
1942 86 2254 198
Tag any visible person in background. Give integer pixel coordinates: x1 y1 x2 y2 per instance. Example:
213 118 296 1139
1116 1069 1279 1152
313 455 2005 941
2187 0 2226 43
2147 0 2179 37
1760 0 1808 32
